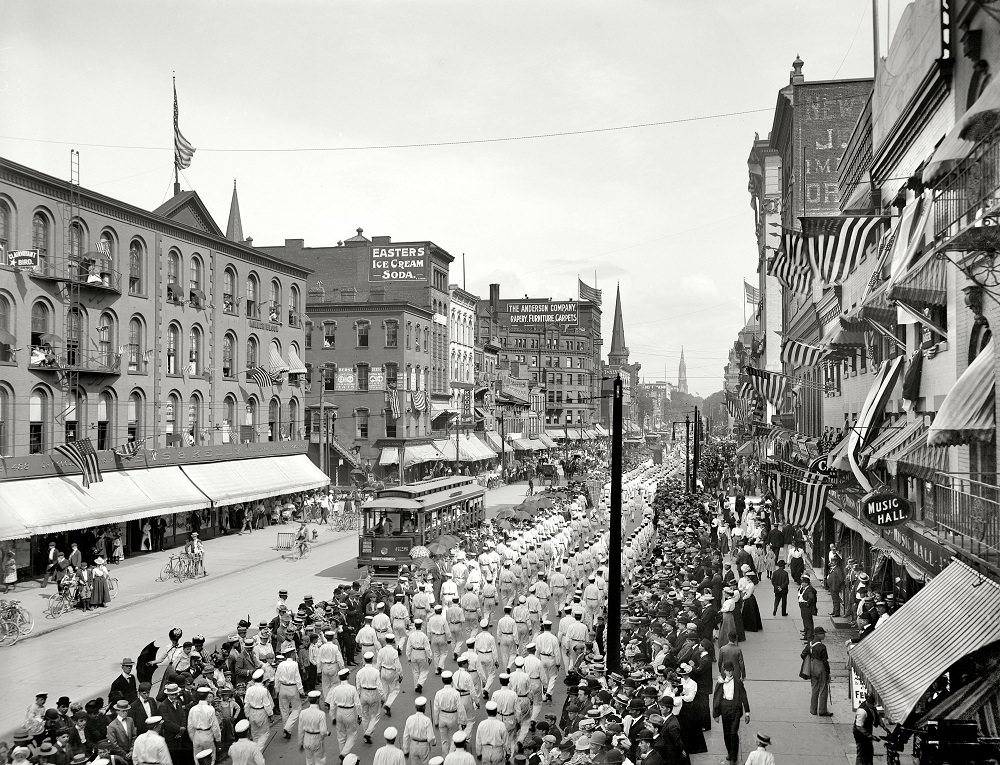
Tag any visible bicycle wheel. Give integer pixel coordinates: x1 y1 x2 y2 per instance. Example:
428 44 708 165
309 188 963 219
16 606 33 635
45 594 65 619
108 578 119 599
0 617 19 646
158 563 174 582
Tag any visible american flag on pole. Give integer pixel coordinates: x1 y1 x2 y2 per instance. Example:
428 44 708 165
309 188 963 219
173 77 196 171
578 279 602 305
744 281 761 305
246 365 273 389
780 337 825 369
801 215 887 286
386 387 402 419
95 239 111 257
779 473 830 532
115 438 147 460
769 229 813 294
53 438 103 488
744 365 788 409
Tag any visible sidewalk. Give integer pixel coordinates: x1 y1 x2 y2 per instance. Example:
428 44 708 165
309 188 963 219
690 557 859 765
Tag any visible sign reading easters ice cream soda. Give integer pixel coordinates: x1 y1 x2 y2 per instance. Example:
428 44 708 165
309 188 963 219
369 244 428 282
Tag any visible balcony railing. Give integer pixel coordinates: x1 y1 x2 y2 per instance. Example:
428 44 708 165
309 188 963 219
28 344 122 375
932 128 1000 244
929 474 1000 565
30 256 123 294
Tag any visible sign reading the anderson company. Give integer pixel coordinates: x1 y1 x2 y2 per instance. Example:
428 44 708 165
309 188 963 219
860 492 912 527
368 244 428 282
500 300 579 327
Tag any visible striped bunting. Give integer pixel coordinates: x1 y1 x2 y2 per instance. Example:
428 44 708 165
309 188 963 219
769 231 813 295
744 365 788 409
779 474 830 532
801 215 887 285
780 337 825 369
386 387 402 419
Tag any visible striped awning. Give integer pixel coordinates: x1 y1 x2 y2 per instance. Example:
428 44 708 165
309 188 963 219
822 317 866 351
928 340 996 447
287 346 307 374
269 344 290 374
510 437 535 451
593 424 609 436
859 282 898 327
735 440 754 457
826 432 853 471
849 560 1000 723
848 356 905 492
536 433 558 449
465 436 497 460
481 431 504 453
865 419 927 472
887 250 948 307
893 433 949 480
433 438 477 462
378 443 445 467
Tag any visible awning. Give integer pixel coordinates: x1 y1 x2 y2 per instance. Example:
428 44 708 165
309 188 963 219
0 466 211 540
377 443 445 467
847 356 905 492
822 317 866 352
914 660 1000 735
593 424 609 436
464 436 497 460
431 404 458 421
481 431 504 453
269 345 289 374
546 429 568 441
830 507 883 546
474 407 489 419
535 433 558 449
923 74 1000 186
433 438 478 462
826 432 853 471
0 328 15 346
893 434 949 481
510 437 536 451
887 249 947 307
866 419 927 472
181 454 329 505
287 346 307 374
583 428 599 440
735 441 755 457
526 438 548 451
928 340 996 446
848 560 1000 722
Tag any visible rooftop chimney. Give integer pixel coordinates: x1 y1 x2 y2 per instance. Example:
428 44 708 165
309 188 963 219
790 55 805 85
489 283 500 313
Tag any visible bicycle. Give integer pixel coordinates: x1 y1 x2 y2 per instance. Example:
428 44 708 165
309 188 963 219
0 617 19 647
0 599 34 635
108 577 120 599
158 554 200 582
45 589 77 619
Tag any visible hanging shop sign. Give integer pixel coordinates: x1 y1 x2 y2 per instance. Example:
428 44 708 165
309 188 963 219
6 249 39 269
336 370 358 391
860 492 913 527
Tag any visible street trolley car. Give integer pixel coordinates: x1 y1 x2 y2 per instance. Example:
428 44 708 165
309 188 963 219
358 476 486 575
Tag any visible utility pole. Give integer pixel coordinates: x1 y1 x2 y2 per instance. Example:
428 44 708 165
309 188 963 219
453 416 461 475
685 413 691 494
608 374 623 672
319 367 328 481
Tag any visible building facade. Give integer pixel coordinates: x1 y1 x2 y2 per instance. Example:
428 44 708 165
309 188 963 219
448 285 479 427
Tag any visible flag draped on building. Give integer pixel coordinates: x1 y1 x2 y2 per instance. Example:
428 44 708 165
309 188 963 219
411 391 428 413
53 438 103 488
173 77 196 171
386 387 402 419
114 438 147 460
769 229 813 294
744 365 788 409
578 279 602 305
780 473 830 531
247 365 272 389
780 337 825 369
801 215 887 285
744 281 761 305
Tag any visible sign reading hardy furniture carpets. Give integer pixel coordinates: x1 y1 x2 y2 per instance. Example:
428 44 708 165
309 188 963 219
860 492 913 527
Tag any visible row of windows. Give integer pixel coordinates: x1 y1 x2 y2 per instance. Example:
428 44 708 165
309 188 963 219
502 353 588 369
316 363 426 392
0 385 299 456
0 202 301 317
504 336 589 351
306 407 430 440
311 320 425 352
450 307 475 345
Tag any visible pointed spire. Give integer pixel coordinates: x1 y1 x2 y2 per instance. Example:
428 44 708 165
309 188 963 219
678 346 689 394
608 283 628 365
226 179 244 243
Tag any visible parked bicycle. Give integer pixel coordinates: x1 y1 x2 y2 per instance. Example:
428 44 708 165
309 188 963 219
157 553 204 583
0 599 33 636
0 616 20 647
44 588 80 619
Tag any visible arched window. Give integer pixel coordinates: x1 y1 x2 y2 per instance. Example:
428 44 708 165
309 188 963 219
98 230 115 273
189 325 203 375
268 397 280 441
127 390 143 442
32 212 50 273
247 335 259 369
66 307 85 367
423 327 429 355
128 316 143 372
305 319 314 351
246 273 260 319
269 280 282 323
69 220 85 260
414 324 421 352
30 301 50 354
223 267 237 314
98 312 115 368
65 389 85 443
223 333 236 378
245 397 258 442
167 323 181 375
97 390 113 450
0 293 13 363
167 250 182 302
289 285 301 326
29 388 48 453
167 391 181 444
223 395 237 443
0 385 10 456
190 254 203 291
188 393 203 445
0 200 10 253
288 399 299 440
128 239 144 294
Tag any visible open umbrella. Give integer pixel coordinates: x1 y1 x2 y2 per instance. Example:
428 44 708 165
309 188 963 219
137 641 159 684
495 508 516 520
409 545 431 559
427 541 451 556
494 519 513 531
437 534 461 548
529 496 555 509
512 510 534 522
413 558 437 571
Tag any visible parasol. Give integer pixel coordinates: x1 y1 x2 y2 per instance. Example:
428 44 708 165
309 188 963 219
409 545 431 559
427 541 451 556
137 641 159 684
437 534 461 547
494 519 513 531
413 558 437 571
495 509 516 520
512 510 534 522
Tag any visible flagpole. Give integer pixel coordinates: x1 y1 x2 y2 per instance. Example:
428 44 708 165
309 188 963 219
172 75 180 196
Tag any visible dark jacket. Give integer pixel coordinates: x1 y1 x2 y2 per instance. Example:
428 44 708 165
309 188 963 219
798 584 818 615
654 715 686 763
767 527 784 550
770 568 789 591
159 697 191 752
129 696 160 734
712 677 750 718
718 643 746 679
639 748 664 765
109 673 139 706
800 640 830 677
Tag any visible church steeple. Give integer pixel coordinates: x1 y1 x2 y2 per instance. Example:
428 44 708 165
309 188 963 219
225 179 244 243
678 346 688 394
608 284 628 366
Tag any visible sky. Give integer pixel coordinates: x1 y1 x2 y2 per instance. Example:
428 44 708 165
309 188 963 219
0 0 898 396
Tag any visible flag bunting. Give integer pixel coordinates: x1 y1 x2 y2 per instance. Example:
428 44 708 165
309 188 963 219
779 474 830 532
780 337 826 369
114 438 147 460
386 387 402 419
744 365 788 409
801 215 887 286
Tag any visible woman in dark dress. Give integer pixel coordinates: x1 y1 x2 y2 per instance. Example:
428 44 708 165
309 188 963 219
676 662 708 753
740 570 764 633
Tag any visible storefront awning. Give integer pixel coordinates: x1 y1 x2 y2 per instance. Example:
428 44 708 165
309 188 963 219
433 438 478 462
510 437 536 451
923 74 1000 186
848 356 905 492
480 431 504 453
536 433 558 449
583 428 599 440
0 467 211 540
465 436 497 460
269 345 290 374
928 340 996 447
287 346 308 374
735 441 755 457
914 660 1000 734
849 560 1000 722
377 443 445 467
545 429 568 441
887 249 947 307
892 432 950 481
181 454 329 505
866 419 927 472
593 424 609 437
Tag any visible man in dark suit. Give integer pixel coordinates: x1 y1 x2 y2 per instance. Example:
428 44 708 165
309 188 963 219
159 684 192 765
105 701 136 761
43 541 63 586
635 730 663 765
717 634 746 679
771 560 790 617
129 682 159 735
713 662 751 765
696 595 719 641
109 658 139 707
797 576 818 641
653 704 686 764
